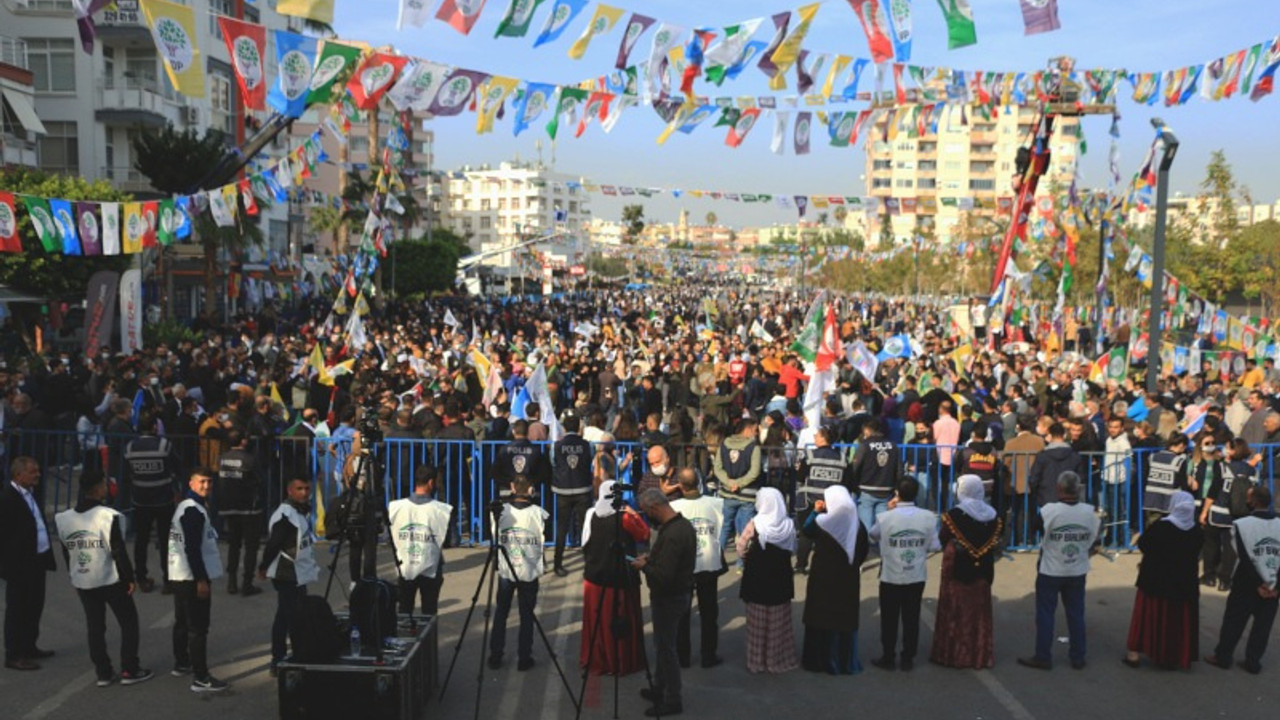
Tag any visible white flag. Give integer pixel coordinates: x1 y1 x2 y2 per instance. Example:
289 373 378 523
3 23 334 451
525 362 563 441
847 340 879 382
750 318 774 343
397 0 432 29
100 202 121 255
345 309 367 350
385 60 450 112
444 308 460 327
207 190 234 227
771 110 789 155
802 361 835 431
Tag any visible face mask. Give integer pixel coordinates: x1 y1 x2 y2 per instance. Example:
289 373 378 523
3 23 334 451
651 464 668 477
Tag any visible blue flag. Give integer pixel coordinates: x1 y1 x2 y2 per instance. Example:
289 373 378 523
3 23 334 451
267 31 318 118
49 199 80 255
875 334 914 362
532 0 588 48
725 41 766 82
174 196 192 239
841 58 869 100
131 388 145 429
513 82 556 136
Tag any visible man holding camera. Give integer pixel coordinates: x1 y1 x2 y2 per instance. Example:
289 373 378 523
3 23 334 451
488 474 548 671
388 465 452 615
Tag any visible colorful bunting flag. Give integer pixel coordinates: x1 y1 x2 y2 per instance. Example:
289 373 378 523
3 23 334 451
935 0 977 49
139 0 204 97
568 4 623 60
435 0 488 35
397 0 433 29
277 0 334 24
496 0 545 38
307 41 364 106
0 193 20 253
476 75 520 134
765 3 820 90
1019 0 1061 35
49 199 79 255
534 0 589 48
615 13 655 69
846 0 893 63
886 0 912 61
346 52 410 110
725 107 762 148
268 31 318 117
75 201 101 256
513 82 556 135
217 16 266 110
427 68 490 117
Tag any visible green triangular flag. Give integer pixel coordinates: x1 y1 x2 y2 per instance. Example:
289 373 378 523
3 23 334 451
306 41 365 107
495 0 545 38
21 196 59 252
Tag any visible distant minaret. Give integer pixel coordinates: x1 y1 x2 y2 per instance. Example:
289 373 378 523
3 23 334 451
677 208 690 242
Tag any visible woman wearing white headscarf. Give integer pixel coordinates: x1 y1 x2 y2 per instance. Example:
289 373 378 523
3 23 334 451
930 475 1002 669
800 485 870 674
580 480 651 676
1124 490 1204 670
736 488 798 673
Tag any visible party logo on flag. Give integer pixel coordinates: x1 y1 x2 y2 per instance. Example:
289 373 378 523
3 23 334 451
882 335 907 358
55 205 76 240
280 49 312 101
0 202 14 239
360 61 396 97
435 74 476 110
735 111 757 135
232 36 263 91
309 54 347 92
78 208 99 248
1107 350 1127 380
153 15 195 73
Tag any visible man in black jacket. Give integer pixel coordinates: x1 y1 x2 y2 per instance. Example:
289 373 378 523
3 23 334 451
551 414 593 577
218 430 262 596
1205 486 1280 674
123 413 181 593
257 477 317 675
1027 423 1083 509
492 420 549 502
850 418 900 530
634 489 695 717
0 456 57 670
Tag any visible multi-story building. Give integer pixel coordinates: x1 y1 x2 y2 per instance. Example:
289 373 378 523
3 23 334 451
1 33 42 168
444 159 592 269
864 103 1079 244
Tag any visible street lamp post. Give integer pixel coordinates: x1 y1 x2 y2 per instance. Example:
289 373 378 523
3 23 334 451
1145 118 1180 395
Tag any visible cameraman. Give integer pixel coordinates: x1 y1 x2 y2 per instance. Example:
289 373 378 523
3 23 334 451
388 464 452 615
327 432 379 584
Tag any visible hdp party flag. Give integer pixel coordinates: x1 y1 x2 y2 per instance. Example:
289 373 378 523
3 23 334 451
174 196 192 239
0 193 20 253
268 31 317 117
49 199 80 255
397 0 432 29
935 0 977 49
75 201 102 256
346 52 410 110
156 198 178 245
121 202 144 253
276 0 334 24
615 13 654 69
218 16 266 110
139 0 204 97
307 41 364 106
794 111 812 154
704 18 762 85
568 4 623 59
1019 0 1060 36
765 3 820 90
886 0 912 61
756 12 790 81
534 0 589 48
475 76 519 134
141 200 159 248
435 0 488 36
495 0 544 37
427 68 490 117
385 60 450 112
545 86 587 140
23 197 58 252
846 0 893 63
725 107 761 148
513 82 555 135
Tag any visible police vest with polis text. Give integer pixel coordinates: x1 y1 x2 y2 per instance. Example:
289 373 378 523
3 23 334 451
799 446 848 502
552 434 593 495
1144 450 1187 514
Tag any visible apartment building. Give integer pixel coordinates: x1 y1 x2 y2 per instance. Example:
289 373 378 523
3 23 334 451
864 103 1079 244
0 33 42 168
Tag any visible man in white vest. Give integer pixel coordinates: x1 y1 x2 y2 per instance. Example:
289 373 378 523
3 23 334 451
869 477 940 672
388 464 452 616
256 477 319 675
1018 471 1101 671
167 467 228 693
1205 485 1280 674
488 474 549 671
54 470 153 687
669 467 725 669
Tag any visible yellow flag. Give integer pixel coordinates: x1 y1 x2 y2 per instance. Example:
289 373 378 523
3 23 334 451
353 292 370 316
766 3 821 89
122 202 144 254
822 55 852 99
309 344 334 387
656 101 695 146
567 4 624 60
276 0 334 24
475 76 520 135
270 382 286 408
471 349 492 385
139 0 205 98
220 185 239 223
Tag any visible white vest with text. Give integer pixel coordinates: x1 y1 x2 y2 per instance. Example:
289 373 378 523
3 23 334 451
1038 502 1101 577
266 503 320 586
168 499 224 581
1234 514 1280 589
494 503 549 583
389 498 453 580
874 505 939 585
671 495 726 574
54 505 121 590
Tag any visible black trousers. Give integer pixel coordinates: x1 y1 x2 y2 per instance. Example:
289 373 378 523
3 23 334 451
553 492 591 569
132 504 174 583
879 581 925 661
1202 525 1237 583
490 578 538 661
223 513 262 583
3 563 47 662
347 529 378 582
172 580 213 678
270 579 305 663
78 582 140 677
676 572 719 666
398 573 444 615
651 592 690 708
1214 585 1279 667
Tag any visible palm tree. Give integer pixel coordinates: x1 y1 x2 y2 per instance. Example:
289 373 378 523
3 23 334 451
705 211 717 226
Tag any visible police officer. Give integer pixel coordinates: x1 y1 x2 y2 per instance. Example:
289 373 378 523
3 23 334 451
54 470 153 687
168 467 228 693
794 426 854 574
1143 434 1190 528
257 476 318 675
493 420 549 502
488 474 550 671
551 413 593 577
123 412 182 594
388 464 453 615
850 418 900 531
217 430 262 596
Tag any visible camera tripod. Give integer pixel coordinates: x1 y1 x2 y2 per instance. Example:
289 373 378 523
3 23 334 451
439 497 579 719
574 484 662 720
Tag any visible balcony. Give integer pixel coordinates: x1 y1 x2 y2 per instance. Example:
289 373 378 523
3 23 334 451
970 132 997 144
95 85 177 128
3 135 37 168
0 36 29 71
101 165 154 194
95 0 152 44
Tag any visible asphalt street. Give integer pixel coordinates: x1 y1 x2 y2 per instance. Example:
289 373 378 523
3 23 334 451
2 538 1277 720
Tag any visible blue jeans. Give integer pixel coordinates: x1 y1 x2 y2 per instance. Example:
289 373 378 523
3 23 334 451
721 497 756 566
1034 574 1087 665
1099 483 1128 547
857 493 891 534
490 578 539 661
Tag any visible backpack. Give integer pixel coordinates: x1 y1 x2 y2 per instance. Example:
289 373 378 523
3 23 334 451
349 578 397 650
1227 463 1254 518
290 594 344 664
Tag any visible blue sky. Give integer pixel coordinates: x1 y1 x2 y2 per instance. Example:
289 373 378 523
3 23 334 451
332 0 1280 228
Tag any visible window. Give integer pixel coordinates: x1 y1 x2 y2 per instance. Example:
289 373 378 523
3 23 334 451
498 198 506 210
209 0 234 37
481 198 491 211
895 179 914 189
25 38 75 92
971 162 994 173
918 161 936 171
103 47 114 89
125 49 158 92
569 201 578 213
480 217 491 229
969 179 995 191
209 71 234 135
942 180 962 191
872 159 892 170
872 178 892 189
895 160 915 170
38 121 78 175
918 179 937 189
511 197 521 210
349 136 369 153
462 218 473 230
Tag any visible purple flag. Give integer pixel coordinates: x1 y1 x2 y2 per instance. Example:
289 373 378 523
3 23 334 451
615 13 655 70
74 0 112 54
756 12 791 77
75 201 102 256
794 195 808 218
794 111 812 155
426 69 490 117
1019 0 1061 35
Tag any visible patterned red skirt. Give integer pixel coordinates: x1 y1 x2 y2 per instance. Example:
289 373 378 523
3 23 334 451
1126 588 1198 669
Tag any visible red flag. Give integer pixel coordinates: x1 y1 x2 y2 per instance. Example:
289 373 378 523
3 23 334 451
141 201 159 248
346 53 411 110
239 179 259 216
892 63 906 105
0 192 20 252
816 304 844 372
846 0 893 64
217 16 267 110
434 0 488 35
725 108 762 148
344 270 357 297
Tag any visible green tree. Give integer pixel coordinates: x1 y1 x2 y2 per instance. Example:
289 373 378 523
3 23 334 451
131 124 267 319
1198 149 1239 248
1230 219 1280 316
0 167 132 301
621 204 645 245
705 211 717 226
389 232 463 298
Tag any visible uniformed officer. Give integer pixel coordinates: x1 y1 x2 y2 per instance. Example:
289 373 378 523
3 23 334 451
850 418 901 531
257 477 319 675
123 413 182 593
1143 434 1190 528
168 467 228 692
794 426 854 574
551 413 593 577
492 420 549 502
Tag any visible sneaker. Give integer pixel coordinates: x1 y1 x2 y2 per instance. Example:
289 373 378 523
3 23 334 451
240 584 263 597
171 664 193 677
517 657 535 672
553 566 569 578
96 674 117 688
487 654 503 670
191 675 229 693
138 578 156 593
120 668 154 686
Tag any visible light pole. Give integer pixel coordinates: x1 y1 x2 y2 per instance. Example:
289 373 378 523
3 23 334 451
1145 118 1179 394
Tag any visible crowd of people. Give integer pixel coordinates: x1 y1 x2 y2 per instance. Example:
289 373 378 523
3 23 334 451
0 284 1277 714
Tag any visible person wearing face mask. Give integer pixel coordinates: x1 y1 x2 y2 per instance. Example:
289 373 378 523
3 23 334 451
637 445 681 500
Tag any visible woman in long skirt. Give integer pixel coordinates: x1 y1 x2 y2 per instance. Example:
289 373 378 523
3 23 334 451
801 486 870 674
930 475 1002 669
1125 491 1203 670
737 487 798 674
580 480 651 676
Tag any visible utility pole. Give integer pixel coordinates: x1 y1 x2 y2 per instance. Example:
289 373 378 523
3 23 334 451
1146 118 1179 394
